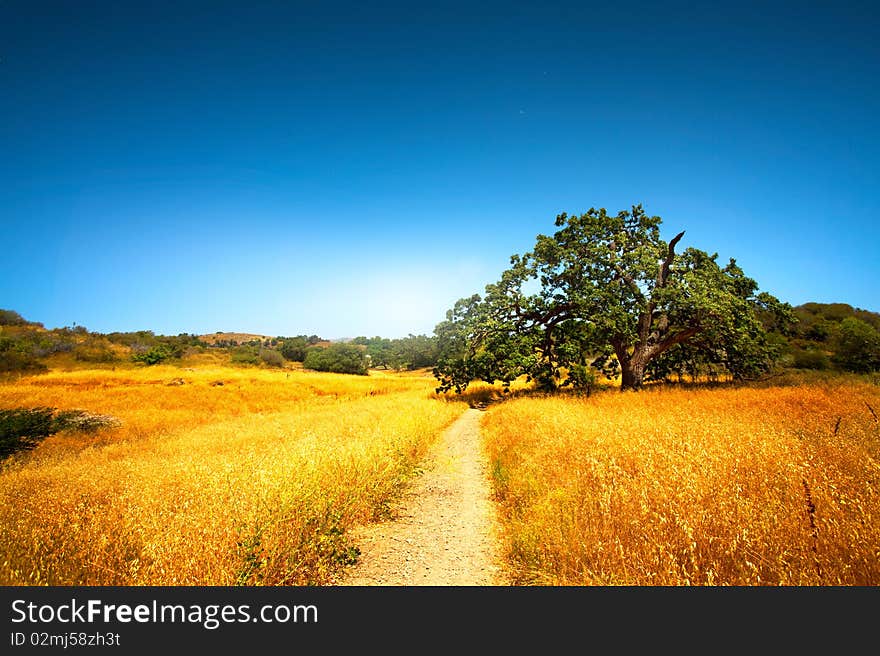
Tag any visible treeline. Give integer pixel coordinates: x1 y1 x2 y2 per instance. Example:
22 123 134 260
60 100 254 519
0 309 442 377
350 334 437 371
5 302 875 380
269 334 438 375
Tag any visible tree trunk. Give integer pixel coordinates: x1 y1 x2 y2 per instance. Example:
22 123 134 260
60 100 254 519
620 357 646 391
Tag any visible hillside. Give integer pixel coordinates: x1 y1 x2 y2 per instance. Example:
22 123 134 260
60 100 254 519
784 302 880 372
198 332 273 346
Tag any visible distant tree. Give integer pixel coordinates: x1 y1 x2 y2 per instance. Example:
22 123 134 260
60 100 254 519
434 205 793 392
280 337 308 362
303 343 368 375
132 345 173 365
832 317 880 373
351 336 394 369
394 334 437 370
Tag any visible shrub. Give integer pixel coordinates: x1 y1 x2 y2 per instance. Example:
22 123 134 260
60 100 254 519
132 345 173 366
0 407 55 459
833 317 880 373
74 344 119 363
0 309 29 326
53 409 121 433
259 348 284 368
303 343 368 375
792 348 830 370
0 337 47 374
0 407 121 460
230 346 261 366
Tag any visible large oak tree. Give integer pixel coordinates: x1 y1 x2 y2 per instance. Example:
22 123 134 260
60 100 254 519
433 205 793 392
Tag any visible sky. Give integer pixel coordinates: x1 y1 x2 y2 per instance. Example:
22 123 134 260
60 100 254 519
2 1 878 339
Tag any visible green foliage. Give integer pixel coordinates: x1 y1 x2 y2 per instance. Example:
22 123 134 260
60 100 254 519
0 407 119 460
106 330 158 348
353 335 438 370
395 334 437 370
0 309 35 326
129 334 202 365
230 346 261 366
132 345 173 365
279 337 309 362
353 336 396 369
303 343 368 375
259 348 284 368
434 205 793 392
73 343 118 363
832 317 880 373
0 337 48 374
791 348 831 370
780 303 880 372
0 407 55 459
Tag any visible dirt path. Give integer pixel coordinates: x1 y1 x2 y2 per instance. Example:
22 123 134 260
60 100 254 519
336 408 508 586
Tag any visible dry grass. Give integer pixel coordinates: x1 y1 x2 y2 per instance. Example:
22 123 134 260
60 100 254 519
482 381 880 585
0 366 465 585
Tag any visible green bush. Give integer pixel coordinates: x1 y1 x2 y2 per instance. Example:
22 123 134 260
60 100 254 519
230 346 261 366
792 348 830 370
0 337 47 374
833 317 880 373
0 407 120 460
74 344 119 363
259 348 284 368
132 345 174 365
0 407 55 458
280 337 308 362
303 343 368 375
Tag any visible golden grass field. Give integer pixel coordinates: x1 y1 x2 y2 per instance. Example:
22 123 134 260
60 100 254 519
481 380 880 585
2 360 878 586
0 364 465 585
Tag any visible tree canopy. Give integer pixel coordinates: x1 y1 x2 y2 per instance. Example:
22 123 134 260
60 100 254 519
303 342 369 375
433 205 794 392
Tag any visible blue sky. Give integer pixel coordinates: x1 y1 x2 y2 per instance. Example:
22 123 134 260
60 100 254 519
2 1 878 338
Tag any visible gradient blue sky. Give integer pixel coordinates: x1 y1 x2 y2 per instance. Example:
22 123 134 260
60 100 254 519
2 1 878 338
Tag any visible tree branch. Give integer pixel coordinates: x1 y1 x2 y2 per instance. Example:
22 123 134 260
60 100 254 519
612 264 645 303
657 231 685 289
645 325 700 360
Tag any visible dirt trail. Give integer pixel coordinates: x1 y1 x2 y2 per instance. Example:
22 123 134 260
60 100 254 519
337 408 507 586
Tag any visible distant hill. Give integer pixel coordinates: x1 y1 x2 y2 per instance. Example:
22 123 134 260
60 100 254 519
793 302 880 331
199 332 273 346
784 302 880 372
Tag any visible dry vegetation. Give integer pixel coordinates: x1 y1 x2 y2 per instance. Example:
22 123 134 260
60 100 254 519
481 380 880 585
0 366 465 585
4 359 878 587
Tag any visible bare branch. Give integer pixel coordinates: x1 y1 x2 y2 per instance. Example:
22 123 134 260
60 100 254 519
657 230 685 288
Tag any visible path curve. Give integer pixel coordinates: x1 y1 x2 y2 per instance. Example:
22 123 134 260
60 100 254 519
336 408 507 586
